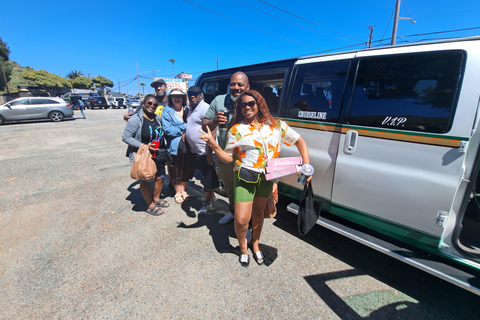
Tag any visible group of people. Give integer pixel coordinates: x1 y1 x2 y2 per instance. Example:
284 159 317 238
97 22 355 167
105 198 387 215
122 73 311 267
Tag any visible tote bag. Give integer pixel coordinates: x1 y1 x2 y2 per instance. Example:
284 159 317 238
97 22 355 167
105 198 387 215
297 182 322 235
130 144 157 180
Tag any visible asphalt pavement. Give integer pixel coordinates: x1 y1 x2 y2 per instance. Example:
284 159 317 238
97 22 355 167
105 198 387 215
1 108 479 319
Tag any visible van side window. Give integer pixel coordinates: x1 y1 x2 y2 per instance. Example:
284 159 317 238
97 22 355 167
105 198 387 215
286 60 350 122
349 51 464 133
201 80 229 104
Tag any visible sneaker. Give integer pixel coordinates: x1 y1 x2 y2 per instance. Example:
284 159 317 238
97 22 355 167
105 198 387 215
199 203 212 214
197 195 217 203
246 228 252 244
219 212 234 225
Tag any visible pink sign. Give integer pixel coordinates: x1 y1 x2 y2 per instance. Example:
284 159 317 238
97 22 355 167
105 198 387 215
265 165 299 181
267 157 303 168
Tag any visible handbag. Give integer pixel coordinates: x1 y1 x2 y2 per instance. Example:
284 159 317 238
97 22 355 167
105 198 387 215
264 183 278 218
177 138 189 154
238 166 261 183
297 182 322 235
156 136 169 162
130 144 157 180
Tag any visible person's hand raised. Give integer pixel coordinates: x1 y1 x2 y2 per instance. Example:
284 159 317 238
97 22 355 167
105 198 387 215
199 126 216 146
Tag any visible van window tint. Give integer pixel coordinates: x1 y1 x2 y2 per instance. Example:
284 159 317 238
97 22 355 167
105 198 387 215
286 60 350 122
349 51 464 133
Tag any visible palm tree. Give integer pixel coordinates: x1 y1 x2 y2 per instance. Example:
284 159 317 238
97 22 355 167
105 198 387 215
66 70 83 79
168 58 175 75
140 82 145 95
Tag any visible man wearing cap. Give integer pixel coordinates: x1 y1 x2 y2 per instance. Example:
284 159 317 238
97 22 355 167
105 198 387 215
202 72 250 225
185 86 219 214
124 78 168 121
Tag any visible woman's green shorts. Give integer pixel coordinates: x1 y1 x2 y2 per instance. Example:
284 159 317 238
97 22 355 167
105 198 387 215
234 172 273 203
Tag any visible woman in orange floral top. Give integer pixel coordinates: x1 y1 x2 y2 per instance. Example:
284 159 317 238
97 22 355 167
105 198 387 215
199 90 310 267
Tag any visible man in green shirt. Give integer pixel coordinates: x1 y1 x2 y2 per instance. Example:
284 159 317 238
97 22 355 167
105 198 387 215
203 72 250 225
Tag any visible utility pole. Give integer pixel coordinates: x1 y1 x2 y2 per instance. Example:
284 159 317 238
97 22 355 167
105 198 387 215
391 0 401 46
117 79 120 94
136 62 140 95
366 26 375 48
213 58 220 70
391 0 416 46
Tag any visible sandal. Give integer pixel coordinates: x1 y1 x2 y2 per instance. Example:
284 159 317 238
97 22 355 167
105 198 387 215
239 254 250 267
253 251 265 265
155 199 170 208
181 192 191 201
146 206 164 216
174 194 184 204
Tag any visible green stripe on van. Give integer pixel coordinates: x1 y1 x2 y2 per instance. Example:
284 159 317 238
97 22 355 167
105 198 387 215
278 182 439 250
329 203 440 251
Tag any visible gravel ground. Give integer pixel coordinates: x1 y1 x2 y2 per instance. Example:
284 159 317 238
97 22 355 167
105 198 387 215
1 108 479 319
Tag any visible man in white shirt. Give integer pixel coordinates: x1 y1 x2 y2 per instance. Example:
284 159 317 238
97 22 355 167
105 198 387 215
185 86 218 214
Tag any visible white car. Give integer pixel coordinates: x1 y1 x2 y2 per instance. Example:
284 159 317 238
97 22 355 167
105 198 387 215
0 97 74 124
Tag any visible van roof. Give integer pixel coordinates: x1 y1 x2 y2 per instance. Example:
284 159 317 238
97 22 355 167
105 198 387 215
198 36 480 78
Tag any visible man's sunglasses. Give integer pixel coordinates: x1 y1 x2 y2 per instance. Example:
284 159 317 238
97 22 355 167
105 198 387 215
146 101 159 107
188 93 200 97
240 101 256 109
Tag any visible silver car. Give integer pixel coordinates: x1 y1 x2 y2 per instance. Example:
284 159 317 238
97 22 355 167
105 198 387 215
0 97 74 124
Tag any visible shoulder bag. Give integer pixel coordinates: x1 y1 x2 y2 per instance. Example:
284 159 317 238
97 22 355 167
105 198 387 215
131 144 157 180
297 182 322 235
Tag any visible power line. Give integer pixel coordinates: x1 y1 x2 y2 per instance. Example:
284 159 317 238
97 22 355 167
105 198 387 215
179 0 323 49
257 0 363 42
235 0 355 43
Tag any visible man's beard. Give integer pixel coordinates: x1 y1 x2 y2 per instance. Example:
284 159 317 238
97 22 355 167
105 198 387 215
230 94 238 102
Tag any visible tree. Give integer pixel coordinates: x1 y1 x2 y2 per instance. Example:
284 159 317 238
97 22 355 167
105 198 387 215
169 58 175 74
140 82 145 95
0 37 11 93
91 75 113 95
66 70 84 79
22 69 71 96
70 76 93 90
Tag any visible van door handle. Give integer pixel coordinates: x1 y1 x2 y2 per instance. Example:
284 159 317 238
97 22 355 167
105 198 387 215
344 130 358 155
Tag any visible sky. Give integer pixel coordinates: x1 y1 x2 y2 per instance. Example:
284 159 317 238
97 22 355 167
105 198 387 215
1 0 479 96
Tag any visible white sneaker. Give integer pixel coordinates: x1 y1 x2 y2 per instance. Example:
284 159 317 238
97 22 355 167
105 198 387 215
199 203 212 214
219 212 234 225
197 195 217 203
246 228 252 244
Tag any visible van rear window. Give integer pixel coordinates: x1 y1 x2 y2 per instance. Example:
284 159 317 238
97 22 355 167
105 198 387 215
348 51 464 133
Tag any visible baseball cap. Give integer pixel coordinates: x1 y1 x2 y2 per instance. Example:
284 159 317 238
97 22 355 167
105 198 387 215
187 86 203 94
151 79 166 88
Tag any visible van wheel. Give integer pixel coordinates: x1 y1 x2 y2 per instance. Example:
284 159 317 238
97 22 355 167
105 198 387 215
0 116 5 125
49 111 64 122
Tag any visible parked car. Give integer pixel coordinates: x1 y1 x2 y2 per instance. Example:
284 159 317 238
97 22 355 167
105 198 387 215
110 97 126 109
85 96 109 109
128 98 141 108
0 97 74 124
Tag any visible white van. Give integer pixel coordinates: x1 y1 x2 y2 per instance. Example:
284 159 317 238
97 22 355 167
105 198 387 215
195 36 480 295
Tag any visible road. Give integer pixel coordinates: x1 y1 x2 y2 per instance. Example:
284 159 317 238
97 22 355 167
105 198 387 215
0 108 479 319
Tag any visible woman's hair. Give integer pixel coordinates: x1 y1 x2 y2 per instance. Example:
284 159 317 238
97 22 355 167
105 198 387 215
167 89 187 107
233 90 279 127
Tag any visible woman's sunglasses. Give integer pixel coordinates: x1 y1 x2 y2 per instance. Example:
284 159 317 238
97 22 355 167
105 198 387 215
146 101 159 107
240 101 256 109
